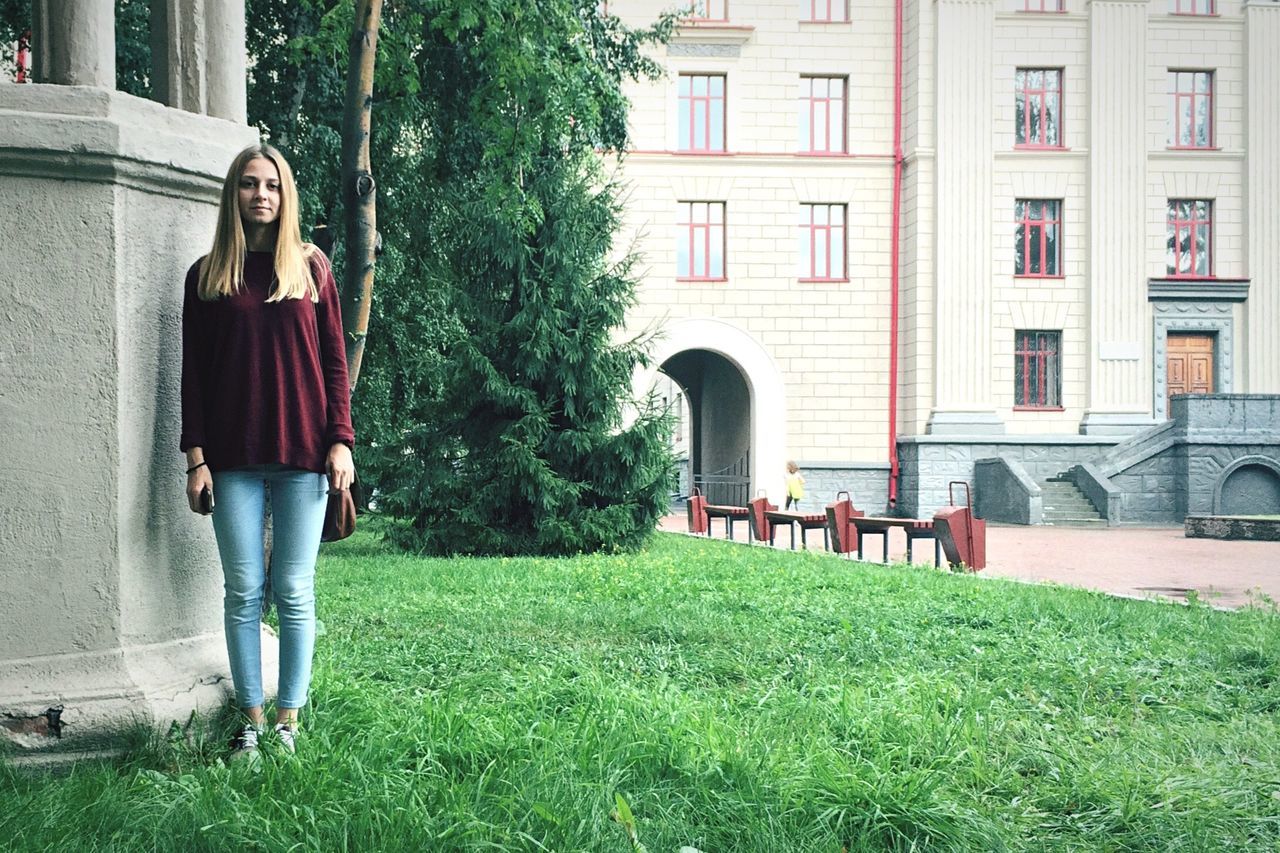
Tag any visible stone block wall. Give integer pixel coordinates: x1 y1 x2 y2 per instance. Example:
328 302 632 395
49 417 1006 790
897 438 1116 517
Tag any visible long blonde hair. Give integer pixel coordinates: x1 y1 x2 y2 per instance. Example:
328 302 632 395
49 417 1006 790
198 144 318 303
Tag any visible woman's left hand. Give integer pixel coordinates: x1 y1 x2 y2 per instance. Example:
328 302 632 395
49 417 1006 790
326 443 355 492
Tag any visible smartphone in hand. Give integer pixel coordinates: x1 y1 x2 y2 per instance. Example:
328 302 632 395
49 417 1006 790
199 485 215 515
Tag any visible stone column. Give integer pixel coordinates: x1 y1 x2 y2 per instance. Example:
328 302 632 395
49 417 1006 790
1245 1 1280 393
151 0 207 113
0 85 260 764
927 0 1003 435
32 0 115 88
1080 0 1155 435
205 0 247 123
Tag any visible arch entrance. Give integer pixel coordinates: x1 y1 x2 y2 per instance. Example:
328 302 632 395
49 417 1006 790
635 318 788 507
661 351 752 505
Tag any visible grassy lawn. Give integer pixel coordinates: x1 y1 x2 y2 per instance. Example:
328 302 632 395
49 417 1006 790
4 530 1280 851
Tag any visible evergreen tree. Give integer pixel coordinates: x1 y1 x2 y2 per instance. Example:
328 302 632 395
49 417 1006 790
369 0 679 555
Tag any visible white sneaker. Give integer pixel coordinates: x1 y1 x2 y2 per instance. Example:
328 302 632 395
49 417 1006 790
273 723 297 754
229 725 261 763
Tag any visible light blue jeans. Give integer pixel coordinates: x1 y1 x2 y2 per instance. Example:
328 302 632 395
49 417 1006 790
210 465 328 710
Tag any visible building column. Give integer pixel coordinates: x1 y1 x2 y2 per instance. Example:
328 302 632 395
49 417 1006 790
151 0 207 113
32 0 115 88
205 0 247 123
1080 0 1155 435
1245 1 1280 393
927 0 1003 435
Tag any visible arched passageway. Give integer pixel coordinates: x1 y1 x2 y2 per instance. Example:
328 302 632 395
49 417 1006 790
634 318 788 507
660 351 751 505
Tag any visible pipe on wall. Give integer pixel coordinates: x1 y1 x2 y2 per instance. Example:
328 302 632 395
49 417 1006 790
887 0 905 508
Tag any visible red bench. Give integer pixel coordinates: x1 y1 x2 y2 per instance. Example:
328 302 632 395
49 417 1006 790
764 510 830 550
852 516 940 566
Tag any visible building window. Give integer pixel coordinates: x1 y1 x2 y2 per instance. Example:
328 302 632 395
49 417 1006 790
678 74 726 153
1171 0 1215 13
1169 70 1213 149
688 0 728 22
1014 331 1062 409
798 204 846 280
805 0 848 21
1167 199 1213 278
1022 0 1064 11
799 77 846 154
1015 68 1063 148
1014 199 1061 277
677 202 726 280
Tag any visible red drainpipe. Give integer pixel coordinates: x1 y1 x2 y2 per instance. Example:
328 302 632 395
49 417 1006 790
16 30 31 83
887 0 904 509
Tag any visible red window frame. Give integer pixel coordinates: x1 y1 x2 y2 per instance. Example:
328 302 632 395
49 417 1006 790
678 74 726 153
1172 0 1215 13
1014 331 1062 409
799 77 846 154
1014 199 1062 277
688 0 728 22
798 204 847 281
1169 70 1214 149
1022 0 1065 11
1167 199 1213 279
805 0 848 22
677 201 726 281
1015 68 1063 149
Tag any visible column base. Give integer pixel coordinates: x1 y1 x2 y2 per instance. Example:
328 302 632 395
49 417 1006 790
0 627 278 766
926 409 1006 436
1079 410 1160 437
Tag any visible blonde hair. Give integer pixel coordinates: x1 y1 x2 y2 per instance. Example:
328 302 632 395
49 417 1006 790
198 144 318 303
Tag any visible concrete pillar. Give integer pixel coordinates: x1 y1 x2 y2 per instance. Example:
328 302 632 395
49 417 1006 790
0 85 260 764
1245 1 1280 393
927 0 1003 436
1080 0 1156 435
32 0 115 88
204 0 247 122
151 0 208 113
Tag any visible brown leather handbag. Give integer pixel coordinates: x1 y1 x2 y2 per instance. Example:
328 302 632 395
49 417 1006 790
322 483 357 542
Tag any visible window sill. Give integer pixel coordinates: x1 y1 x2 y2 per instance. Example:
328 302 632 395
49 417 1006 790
1169 11 1220 16
798 278 849 284
799 19 852 25
1013 406 1065 412
1016 8 1068 13
1014 274 1066 280
673 149 731 156
678 277 729 283
796 151 851 157
1166 145 1220 152
1014 144 1069 152
672 22 755 45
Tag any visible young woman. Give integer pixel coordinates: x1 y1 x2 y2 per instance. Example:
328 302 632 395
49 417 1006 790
181 144 355 760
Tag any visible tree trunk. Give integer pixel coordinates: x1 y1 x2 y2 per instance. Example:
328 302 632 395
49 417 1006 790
339 0 382 390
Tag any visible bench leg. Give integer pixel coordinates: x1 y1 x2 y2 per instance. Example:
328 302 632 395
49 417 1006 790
857 533 863 561
934 538 941 568
790 523 796 550
882 532 889 563
906 535 913 564
823 527 829 551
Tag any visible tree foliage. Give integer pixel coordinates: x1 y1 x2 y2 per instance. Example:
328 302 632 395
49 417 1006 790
368 0 680 555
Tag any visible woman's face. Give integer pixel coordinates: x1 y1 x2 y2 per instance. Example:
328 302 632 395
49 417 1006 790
237 156 282 227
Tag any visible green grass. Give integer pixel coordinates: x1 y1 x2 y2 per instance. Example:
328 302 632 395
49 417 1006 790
4 529 1280 851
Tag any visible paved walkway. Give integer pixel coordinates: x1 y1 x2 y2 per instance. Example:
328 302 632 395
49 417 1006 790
658 514 1279 610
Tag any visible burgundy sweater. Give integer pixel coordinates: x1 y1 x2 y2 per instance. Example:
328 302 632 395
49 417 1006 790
180 249 355 473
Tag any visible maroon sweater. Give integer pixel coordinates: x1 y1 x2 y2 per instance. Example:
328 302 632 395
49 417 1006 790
180 249 355 473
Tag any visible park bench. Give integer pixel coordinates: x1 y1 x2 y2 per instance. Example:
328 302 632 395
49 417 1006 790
764 510 830 550
685 488 750 540
852 516 941 566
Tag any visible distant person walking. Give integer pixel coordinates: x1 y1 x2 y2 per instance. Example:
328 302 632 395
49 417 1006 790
785 460 806 510
181 144 355 761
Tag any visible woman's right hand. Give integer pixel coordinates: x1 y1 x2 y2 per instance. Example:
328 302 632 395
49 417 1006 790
187 465 214 514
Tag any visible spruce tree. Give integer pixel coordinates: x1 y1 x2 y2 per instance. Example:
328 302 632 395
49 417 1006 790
371 0 679 555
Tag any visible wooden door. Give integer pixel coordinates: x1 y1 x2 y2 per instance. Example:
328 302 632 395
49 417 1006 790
1166 333 1214 417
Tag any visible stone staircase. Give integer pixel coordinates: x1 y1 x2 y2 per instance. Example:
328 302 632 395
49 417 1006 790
1041 475 1107 527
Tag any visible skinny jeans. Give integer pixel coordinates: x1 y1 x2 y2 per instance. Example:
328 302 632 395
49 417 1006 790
210 465 328 710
